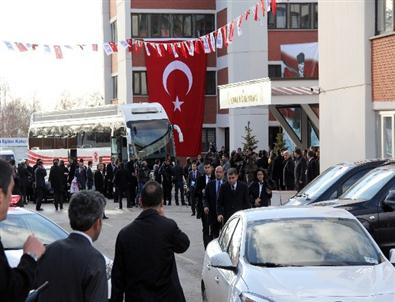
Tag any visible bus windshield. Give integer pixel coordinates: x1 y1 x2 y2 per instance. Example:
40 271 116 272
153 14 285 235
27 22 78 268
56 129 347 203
127 119 174 159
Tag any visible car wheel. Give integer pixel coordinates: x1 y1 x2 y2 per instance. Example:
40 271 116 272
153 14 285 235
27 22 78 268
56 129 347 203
201 281 208 302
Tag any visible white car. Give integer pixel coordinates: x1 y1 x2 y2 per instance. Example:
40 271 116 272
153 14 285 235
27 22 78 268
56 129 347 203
0 207 113 299
201 207 395 302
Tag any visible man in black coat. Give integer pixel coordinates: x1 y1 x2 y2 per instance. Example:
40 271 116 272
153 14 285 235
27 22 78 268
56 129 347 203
49 159 67 210
94 163 109 219
34 160 47 211
294 148 307 191
196 162 215 248
249 168 272 207
160 158 173 205
111 181 190 302
172 160 186 206
305 150 319 184
0 159 45 302
106 158 117 198
282 151 295 190
203 166 224 241
187 161 199 216
35 191 108 302
217 168 251 224
87 161 94 190
114 163 132 209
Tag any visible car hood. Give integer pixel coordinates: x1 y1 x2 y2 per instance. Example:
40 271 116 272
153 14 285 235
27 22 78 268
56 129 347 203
242 262 395 300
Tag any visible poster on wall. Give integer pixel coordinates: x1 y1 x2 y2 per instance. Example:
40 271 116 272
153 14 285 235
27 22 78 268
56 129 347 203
280 42 319 78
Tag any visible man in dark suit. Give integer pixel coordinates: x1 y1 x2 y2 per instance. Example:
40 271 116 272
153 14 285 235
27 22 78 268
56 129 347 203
217 168 251 224
75 159 87 190
249 168 272 207
87 161 94 190
188 161 199 216
35 190 108 302
0 159 46 302
111 181 190 302
172 160 186 206
294 148 307 191
282 151 295 190
106 158 117 198
203 166 224 241
114 162 132 209
34 160 47 211
196 161 215 248
306 150 319 184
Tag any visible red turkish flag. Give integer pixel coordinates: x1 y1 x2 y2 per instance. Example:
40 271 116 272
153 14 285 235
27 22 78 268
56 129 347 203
145 41 207 157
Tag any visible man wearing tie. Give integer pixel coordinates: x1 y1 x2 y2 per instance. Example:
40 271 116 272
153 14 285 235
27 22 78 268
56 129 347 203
203 166 224 241
217 168 251 225
188 162 199 216
196 162 214 248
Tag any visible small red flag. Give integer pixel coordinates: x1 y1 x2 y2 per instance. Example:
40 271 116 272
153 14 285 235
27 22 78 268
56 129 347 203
261 0 266 16
271 0 277 16
245 8 251 20
109 42 118 52
254 3 259 21
14 42 28 52
53 45 63 59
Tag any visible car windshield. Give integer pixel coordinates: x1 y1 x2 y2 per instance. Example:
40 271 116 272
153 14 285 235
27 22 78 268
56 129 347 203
0 154 15 162
0 213 68 249
341 168 395 201
287 165 353 205
246 218 381 267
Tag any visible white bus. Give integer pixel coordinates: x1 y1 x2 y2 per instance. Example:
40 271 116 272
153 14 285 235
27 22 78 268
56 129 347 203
27 103 176 168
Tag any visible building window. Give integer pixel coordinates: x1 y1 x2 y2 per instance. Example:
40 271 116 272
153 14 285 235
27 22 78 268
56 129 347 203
268 3 317 30
381 114 394 158
173 14 193 37
151 14 171 38
377 0 394 34
313 3 318 29
132 14 148 37
133 71 147 95
112 75 118 100
131 14 215 38
268 64 282 78
111 21 117 42
202 128 216 153
205 71 216 95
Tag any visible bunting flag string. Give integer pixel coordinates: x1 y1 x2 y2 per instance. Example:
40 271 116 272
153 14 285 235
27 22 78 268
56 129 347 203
0 0 276 59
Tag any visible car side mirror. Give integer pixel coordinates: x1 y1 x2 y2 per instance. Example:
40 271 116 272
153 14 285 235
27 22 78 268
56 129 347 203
209 251 237 272
390 249 395 265
383 191 395 207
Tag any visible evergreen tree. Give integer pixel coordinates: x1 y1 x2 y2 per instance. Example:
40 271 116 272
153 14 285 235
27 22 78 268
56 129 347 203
242 121 259 152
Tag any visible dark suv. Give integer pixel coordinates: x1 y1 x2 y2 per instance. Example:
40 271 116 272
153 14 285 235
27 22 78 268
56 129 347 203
286 160 387 206
315 164 395 256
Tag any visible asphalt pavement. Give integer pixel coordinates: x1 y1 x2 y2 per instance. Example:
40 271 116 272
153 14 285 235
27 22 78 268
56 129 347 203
24 190 295 302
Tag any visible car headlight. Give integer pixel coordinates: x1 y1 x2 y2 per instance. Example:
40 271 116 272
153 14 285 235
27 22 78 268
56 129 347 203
106 260 113 280
240 292 275 302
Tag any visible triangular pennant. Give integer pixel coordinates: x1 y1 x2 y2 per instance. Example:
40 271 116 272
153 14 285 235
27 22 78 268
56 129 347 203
227 22 235 44
216 29 223 49
201 35 211 54
92 44 98 51
170 43 179 58
222 26 229 47
237 15 243 36
3 41 14 50
103 43 113 55
185 40 195 56
31 44 39 50
209 32 216 52
119 40 129 49
254 3 259 21
53 45 63 59
271 0 277 15
43 44 51 53
245 8 251 20
78 44 86 50
144 42 151 56
163 43 168 51
155 43 162 56
15 42 28 52
261 0 266 16
64 45 73 50
266 0 271 12
109 42 118 52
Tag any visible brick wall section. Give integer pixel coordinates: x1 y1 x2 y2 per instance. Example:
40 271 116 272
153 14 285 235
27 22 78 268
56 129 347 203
217 9 228 57
372 33 395 101
110 0 116 19
131 0 215 10
268 30 318 61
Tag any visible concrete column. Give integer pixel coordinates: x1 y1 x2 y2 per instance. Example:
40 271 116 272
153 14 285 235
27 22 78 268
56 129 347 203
116 0 132 104
319 0 376 170
224 0 269 151
102 0 112 104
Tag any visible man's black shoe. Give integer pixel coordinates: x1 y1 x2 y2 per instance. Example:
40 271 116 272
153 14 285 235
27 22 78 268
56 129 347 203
103 216 109 219
191 213 195 216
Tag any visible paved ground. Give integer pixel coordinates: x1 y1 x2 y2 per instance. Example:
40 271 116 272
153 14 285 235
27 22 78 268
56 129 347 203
24 190 295 302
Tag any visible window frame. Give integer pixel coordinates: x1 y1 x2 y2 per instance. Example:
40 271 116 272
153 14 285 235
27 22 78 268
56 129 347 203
376 0 395 34
112 75 118 100
111 21 118 42
380 112 395 159
268 3 317 30
205 71 217 96
133 71 148 96
202 128 217 153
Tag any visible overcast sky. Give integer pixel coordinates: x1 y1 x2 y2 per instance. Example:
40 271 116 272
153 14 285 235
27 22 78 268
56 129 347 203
0 0 104 111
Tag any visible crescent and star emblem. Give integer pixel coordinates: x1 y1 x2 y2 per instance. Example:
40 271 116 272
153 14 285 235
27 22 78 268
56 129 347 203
162 60 193 112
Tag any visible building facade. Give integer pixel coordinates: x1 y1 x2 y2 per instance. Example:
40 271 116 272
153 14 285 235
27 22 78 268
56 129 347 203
319 0 395 170
103 0 319 154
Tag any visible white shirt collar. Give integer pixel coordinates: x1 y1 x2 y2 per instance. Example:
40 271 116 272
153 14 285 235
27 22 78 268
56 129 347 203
232 182 238 190
71 231 93 245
